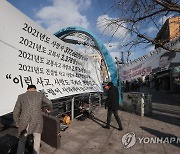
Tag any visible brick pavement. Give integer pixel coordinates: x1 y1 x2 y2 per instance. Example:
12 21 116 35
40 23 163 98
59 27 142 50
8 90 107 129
0 87 179 154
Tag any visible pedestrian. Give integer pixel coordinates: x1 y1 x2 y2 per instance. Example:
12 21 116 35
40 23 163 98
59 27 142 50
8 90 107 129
103 82 123 131
13 85 52 154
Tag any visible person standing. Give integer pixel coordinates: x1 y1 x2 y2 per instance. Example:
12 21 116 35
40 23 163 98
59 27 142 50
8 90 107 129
103 82 123 131
13 85 52 154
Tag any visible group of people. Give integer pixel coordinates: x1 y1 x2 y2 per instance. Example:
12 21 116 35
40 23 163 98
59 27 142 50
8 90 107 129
13 82 123 154
123 80 141 92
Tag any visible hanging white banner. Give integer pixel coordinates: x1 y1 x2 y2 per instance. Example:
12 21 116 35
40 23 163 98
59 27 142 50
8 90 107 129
0 1 102 116
121 39 180 81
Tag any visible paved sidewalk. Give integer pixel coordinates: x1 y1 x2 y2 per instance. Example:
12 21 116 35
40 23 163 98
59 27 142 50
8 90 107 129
0 88 179 154
40 107 179 154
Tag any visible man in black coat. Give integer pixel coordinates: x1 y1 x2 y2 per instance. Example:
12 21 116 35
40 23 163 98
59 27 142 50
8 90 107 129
103 82 123 130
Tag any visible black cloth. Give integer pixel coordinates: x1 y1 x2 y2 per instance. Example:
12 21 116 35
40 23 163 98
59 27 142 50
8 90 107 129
105 86 119 110
0 134 18 154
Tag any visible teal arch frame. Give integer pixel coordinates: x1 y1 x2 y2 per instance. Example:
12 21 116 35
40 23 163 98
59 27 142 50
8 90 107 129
54 27 122 103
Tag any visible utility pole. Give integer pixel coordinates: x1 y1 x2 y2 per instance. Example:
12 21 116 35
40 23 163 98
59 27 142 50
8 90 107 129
115 57 123 104
121 52 124 64
127 51 131 63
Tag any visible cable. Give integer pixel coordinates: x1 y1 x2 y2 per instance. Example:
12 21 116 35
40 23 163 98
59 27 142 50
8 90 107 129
98 0 105 15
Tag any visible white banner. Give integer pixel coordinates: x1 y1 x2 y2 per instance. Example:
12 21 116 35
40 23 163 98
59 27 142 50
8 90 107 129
121 39 180 81
0 1 102 116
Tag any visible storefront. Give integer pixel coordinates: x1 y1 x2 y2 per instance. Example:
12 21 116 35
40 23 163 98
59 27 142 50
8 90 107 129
154 70 170 91
170 66 180 93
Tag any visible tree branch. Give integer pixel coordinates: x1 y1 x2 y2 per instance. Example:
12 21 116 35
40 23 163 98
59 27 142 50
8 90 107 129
154 0 180 12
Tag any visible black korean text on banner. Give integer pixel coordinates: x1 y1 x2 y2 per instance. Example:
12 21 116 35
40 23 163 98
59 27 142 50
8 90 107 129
0 1 102 116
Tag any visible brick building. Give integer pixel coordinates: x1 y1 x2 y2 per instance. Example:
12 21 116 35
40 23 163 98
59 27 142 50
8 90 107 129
155 16 180 48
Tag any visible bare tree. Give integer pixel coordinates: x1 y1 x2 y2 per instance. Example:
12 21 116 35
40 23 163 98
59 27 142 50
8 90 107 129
98 0 180 53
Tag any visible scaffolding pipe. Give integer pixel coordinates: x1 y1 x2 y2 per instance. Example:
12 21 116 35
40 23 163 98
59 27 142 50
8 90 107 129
99 93 101 107
88 93 91 114
71 97 74 121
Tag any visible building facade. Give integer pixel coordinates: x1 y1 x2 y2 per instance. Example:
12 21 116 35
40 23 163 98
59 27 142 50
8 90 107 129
154 16 180 93
155 16 180 48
